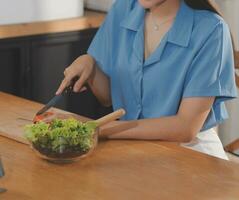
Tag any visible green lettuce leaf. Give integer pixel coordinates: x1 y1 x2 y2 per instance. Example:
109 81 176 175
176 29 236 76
24 118 98 153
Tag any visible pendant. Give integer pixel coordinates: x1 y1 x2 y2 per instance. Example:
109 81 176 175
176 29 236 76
154 25 159 31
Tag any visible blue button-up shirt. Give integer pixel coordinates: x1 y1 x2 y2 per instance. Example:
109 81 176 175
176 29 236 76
88 0 237 131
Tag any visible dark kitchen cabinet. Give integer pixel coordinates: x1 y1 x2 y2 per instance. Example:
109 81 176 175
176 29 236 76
0 40 27 97
0 29 112 119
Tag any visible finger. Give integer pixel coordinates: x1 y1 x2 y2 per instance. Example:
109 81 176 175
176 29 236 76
73 73 87 92
56 74 74 95
64 67 71 76
56 78 69 95
80 86 87 92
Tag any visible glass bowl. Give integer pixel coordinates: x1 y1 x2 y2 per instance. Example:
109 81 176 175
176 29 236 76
30 129 98 164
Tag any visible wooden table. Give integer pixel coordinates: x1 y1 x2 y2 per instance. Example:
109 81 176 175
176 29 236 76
1 93 239 200
0 10 106 39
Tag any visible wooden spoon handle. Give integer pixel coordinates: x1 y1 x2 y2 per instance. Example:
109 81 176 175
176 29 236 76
94 109 126 127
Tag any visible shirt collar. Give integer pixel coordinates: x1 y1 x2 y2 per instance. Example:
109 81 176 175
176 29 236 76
168 1 194 47
120 0 195 47
120 1 145 31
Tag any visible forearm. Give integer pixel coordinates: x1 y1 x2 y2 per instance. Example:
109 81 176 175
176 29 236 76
100 115 200 143
86 55 112 106
99 97 214 143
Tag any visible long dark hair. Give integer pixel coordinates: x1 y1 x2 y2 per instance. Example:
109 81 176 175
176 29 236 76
185 0 236 62
184 0 221 15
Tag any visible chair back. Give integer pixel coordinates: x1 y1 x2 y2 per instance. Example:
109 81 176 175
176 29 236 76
235 51 239 87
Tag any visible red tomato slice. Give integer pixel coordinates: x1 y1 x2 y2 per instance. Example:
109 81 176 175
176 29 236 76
33 112 54 123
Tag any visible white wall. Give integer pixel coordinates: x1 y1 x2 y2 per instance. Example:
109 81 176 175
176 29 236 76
0 0 84 25
85 0 114 11
215 0 239 145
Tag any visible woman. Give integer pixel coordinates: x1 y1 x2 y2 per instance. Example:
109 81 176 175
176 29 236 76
55 0 237 160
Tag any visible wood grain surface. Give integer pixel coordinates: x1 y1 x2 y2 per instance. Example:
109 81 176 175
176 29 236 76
1 92 239 200
0 11 105 39
0 92 88 144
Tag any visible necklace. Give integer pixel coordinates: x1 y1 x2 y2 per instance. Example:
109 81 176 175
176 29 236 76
150 12 175 31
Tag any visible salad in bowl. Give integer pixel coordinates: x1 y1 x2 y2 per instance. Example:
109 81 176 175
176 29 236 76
25 118 98 163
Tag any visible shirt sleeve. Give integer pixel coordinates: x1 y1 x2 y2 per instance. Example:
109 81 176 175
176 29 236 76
183 21 238 104
87 0 124 77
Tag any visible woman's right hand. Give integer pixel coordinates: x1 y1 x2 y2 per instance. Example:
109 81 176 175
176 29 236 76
56 54 95 95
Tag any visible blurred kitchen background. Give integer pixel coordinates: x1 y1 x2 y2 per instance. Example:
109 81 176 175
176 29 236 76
214 0 239 146
0 0 238 146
